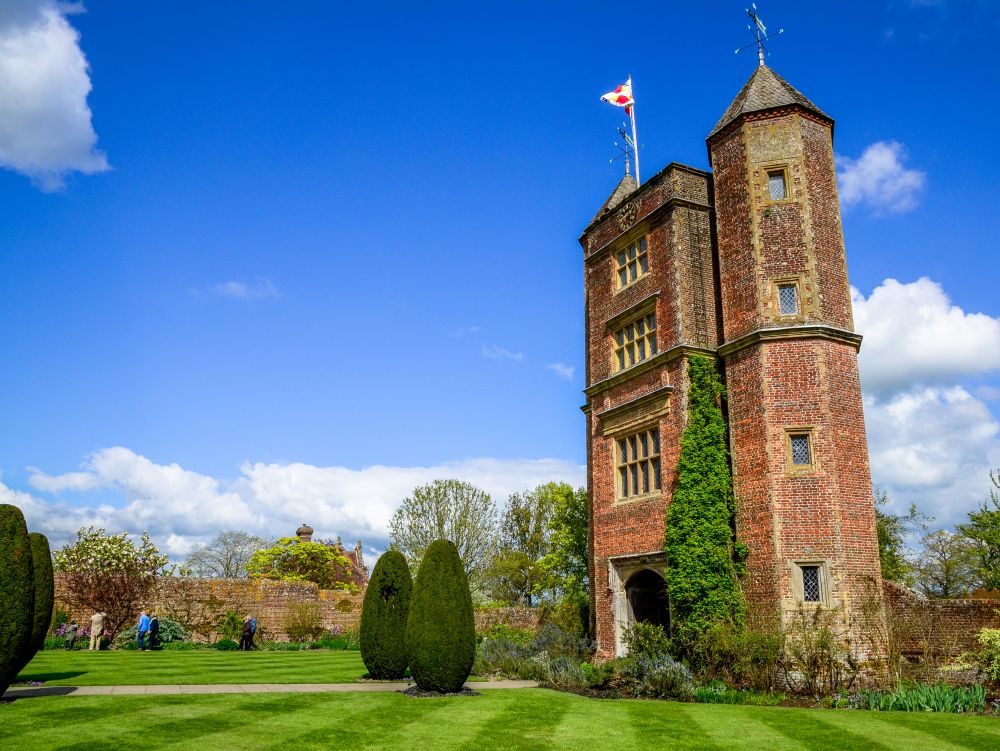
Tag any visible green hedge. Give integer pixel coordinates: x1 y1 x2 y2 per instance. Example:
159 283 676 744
19 533 54 672
0 504 35 694
405 539 475 692
360 549 412 679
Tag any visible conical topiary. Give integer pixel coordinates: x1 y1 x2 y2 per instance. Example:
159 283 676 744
404 539 475 693
360 549 412 679
0 505 35 696
13 533 54 675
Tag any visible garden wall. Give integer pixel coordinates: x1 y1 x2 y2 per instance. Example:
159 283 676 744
54 575 363 642
884 580 1000 656
54 575 544 642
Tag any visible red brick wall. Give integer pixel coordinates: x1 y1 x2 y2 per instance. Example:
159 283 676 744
581 163 718 656
55 576 363 642
885 581 1000 655
710 108 882 644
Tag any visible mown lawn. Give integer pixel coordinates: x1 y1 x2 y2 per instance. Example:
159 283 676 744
2 689 999 751
16 649 368 685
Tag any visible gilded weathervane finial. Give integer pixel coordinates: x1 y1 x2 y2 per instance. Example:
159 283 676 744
736 3 785 67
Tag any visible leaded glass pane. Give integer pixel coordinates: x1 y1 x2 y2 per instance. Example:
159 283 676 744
778 284 798 316
639 255 648 274
652 429 660 454
641 463 649 493
790 434 812 465
652 458 661 489
768 171 786 200
802 566 821 602
619 269 627 287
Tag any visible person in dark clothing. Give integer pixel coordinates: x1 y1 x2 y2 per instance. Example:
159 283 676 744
248 615 257 650
149 613 161 650
240 616 252 651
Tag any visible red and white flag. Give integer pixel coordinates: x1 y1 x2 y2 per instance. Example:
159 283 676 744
601 79 634 116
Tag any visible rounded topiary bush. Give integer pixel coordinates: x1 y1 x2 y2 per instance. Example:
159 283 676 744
13 533 54 675
0 504 35 695
360 549 412 679
405 539 475 693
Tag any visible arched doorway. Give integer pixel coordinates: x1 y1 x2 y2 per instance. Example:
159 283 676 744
626 568 669 631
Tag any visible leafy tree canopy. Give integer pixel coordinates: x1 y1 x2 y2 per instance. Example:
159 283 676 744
873 487 930 587
245 537 356 591
957 469 1000 591
913 529 980 598
539 483 589 607
389 479 497 586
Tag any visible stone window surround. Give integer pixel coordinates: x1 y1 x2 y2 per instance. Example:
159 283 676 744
784 427 818 475
758 160 796 205
614 425 662 502
615 235 650 291
789 559 831 606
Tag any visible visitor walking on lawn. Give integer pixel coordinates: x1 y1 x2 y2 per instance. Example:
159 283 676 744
137 610 151 651
149 612 160 650
89 612 105 650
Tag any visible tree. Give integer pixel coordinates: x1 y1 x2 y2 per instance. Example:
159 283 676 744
360 550 412 679
873 487 929 586
183 530 270 578
245 537 355 590
665 356 745 646
389 479 497 586
53 527 169 641
913 530 980 598
484 484 558 606
14 532 54 675
0 504 34 697
540 484 589 607
957 469 1000 590
405 539 475 693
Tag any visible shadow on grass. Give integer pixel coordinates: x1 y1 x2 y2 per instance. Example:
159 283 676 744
16 671 87 682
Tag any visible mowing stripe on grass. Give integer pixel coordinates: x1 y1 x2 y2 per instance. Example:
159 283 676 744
873 711 1000 750
624 698 721 749
811 709 993 751
681 703 808 751
547 693 649 750
755 706 893 751
456 689 569 751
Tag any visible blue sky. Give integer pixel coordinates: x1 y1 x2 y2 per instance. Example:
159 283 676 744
1 1 998 559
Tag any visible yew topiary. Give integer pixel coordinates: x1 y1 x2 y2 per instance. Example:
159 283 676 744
0 504 35 695
405 539 475 692
12 533 54 676
360 549 412 679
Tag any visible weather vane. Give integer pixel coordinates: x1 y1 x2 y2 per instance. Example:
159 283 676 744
610 124 636 179
735 3 784 66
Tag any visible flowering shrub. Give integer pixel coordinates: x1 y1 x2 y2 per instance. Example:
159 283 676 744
54 527 170 641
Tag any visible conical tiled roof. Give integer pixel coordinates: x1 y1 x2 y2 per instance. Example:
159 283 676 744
709 65 828 138
588 172 637 227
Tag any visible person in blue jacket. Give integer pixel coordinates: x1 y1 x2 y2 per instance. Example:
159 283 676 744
137 610 151 651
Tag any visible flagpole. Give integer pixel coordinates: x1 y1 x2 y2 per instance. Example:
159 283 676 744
628 76 640 186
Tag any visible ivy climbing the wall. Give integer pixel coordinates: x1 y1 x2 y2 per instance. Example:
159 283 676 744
665 355 746 651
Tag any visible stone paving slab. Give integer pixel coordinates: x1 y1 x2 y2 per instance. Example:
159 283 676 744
4 680 537 699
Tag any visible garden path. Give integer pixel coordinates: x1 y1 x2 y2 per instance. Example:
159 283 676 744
3 679 537 699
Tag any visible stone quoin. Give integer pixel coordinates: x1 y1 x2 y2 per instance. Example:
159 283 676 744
581 65 883 657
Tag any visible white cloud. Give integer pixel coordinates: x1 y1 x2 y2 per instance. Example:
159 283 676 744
865 387 999 528
852 278 1000 396
451 325 480 338
481 343 524 362
200 277 281 301
836 141 925 214
545 362 575 381
0 1 108 190
852 278 1000 528
14 448 585 560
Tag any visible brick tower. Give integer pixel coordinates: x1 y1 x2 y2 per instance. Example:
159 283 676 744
707 65 882 636
581 64 882 658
